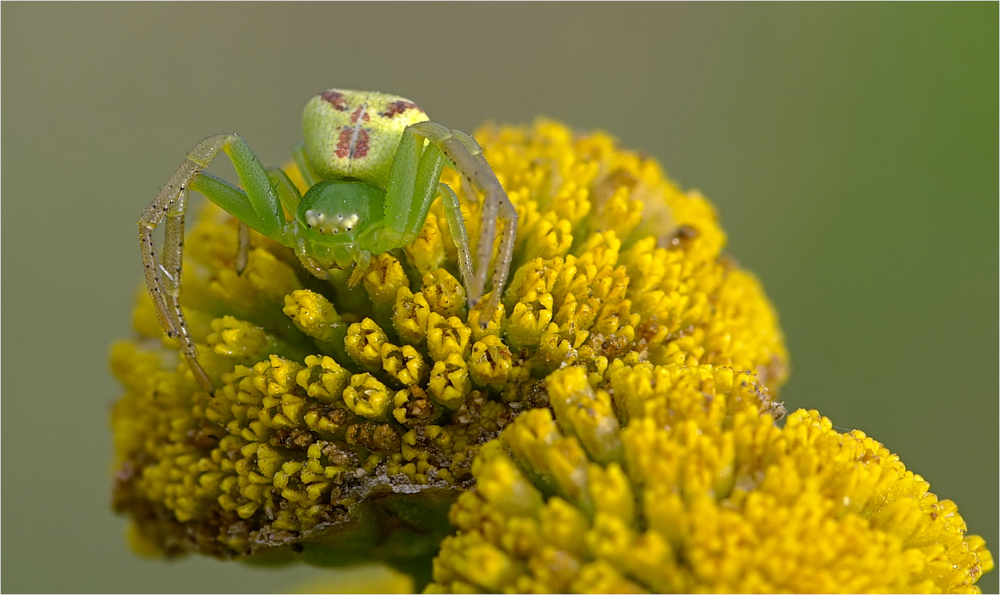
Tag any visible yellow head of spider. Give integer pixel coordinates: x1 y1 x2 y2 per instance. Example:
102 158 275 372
302 89 430 187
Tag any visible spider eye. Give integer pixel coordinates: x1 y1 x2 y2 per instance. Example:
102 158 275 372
303 209 360 236
304 209 324 229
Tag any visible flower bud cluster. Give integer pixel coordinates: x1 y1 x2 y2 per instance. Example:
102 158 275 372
112 120 788 564
428 366 992 593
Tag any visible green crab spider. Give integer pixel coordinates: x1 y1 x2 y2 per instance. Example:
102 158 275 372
139 89 518 394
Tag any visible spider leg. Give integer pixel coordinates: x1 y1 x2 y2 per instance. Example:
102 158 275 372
139 164 213 392
138 133 284 393
409 121 517 318
292 141 322 188
233 168 302 277
375 126 445 252
295 237 330 279
235 221 250 275
437 183 475 296
379 127 478 305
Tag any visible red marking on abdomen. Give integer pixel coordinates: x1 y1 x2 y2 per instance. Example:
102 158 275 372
335 128 371 160
381 100 423 118
350 105 371 123
353 129 370 158
335 129 353 158
321 90 348 111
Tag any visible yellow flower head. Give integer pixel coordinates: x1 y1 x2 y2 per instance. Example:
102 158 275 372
428 365 993 594
110 118 987 592
112 119 786 567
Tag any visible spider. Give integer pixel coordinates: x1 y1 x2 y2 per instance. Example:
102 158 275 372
139 89 518 394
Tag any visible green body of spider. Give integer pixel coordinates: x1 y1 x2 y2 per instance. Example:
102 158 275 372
138 89 517 393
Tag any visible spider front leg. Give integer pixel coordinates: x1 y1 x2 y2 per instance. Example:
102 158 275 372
408 122 517 318
138 133 286 393
376 127 476 298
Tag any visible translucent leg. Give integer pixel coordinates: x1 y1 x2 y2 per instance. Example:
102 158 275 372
235 221 250 275
138 133 284 393
409 121 518 317
493 192 518 309
139 172 213 392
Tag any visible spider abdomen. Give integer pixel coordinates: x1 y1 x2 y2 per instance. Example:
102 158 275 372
303 89 430 187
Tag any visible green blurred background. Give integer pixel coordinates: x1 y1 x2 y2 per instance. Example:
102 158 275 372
3 3 996 592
